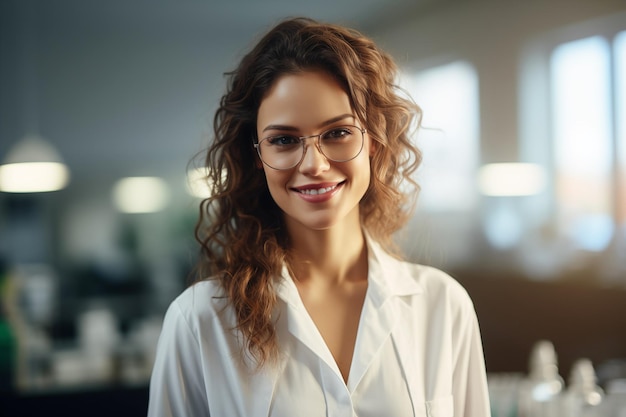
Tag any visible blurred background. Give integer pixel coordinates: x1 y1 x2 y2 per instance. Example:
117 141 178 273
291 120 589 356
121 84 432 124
1 0 625 415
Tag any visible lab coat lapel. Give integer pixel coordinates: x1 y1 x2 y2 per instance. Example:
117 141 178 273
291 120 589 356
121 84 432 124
346 284 397 392
347 239 424 393
275 267 342 377
392 309 426 414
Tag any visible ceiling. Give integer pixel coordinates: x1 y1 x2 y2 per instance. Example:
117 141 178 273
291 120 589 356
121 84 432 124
0 0 430 188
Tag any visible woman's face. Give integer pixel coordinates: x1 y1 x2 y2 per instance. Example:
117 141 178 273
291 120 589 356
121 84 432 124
256 70 373 234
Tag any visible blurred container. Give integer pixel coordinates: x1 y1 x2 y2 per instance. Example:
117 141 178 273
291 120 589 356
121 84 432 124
518 340 564 417
76 306 120 384
560 358 604 417
488 372 524 417
584 379 626 417
15 264 57 328
51 348 86 387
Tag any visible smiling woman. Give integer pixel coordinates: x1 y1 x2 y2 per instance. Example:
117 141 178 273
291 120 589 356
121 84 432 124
256 71 373 233
147 17 490 417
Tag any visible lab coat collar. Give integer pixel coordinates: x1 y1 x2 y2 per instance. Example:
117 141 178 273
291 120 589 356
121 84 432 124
273 232 424 390
274 232 423 306
275 265 339 376
364 234 424 307
347 235 424 391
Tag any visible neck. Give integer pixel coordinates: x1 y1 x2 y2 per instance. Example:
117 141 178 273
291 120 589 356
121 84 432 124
286 219 368 286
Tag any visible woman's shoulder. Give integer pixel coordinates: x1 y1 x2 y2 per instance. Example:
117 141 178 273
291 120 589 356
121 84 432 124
369 237 473 305
393 257 474 308
401 261 458 285
167 278 230 325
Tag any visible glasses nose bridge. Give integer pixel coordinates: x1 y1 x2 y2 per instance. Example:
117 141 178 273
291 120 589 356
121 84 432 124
300 133 324 156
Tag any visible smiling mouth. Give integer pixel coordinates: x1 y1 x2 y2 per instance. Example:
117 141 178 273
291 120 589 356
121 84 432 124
295 181 344 195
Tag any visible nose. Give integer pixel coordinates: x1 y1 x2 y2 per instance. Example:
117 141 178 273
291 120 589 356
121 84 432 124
298 136 330 175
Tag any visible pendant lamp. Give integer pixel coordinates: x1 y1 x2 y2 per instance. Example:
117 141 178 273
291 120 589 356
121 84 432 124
0 1 71 193
0 135 70 193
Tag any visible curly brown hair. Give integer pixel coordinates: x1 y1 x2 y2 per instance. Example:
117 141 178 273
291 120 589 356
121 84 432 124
195 17 422 368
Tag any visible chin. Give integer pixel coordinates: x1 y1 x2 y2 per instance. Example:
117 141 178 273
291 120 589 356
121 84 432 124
284 213 337 233
301 219 338 232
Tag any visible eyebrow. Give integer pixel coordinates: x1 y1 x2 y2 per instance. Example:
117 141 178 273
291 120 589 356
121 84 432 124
261 113 356 133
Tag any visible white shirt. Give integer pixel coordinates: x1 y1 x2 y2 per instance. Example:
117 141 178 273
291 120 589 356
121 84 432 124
148 238 491 417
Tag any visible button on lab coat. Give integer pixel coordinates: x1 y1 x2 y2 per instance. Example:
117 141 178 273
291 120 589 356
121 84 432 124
148 238 491 417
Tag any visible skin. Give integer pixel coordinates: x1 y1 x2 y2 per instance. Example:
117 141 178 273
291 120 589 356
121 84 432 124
256 70 374 383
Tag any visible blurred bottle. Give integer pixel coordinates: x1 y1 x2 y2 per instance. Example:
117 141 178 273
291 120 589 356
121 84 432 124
78 306 120 384
12 264 56 389
560 358 604 417
518 340 564 417
586 379 626 417
488 372 524 417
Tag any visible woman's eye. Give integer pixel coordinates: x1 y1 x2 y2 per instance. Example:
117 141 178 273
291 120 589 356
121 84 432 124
267 136 299 146
323 127 352 140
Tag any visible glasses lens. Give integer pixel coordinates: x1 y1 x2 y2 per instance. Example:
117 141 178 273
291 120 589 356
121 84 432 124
319 126 364 162
257 125 364 170
257 135 302 170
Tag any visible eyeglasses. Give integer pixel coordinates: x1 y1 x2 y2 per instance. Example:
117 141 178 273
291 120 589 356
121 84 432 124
254 125 366 170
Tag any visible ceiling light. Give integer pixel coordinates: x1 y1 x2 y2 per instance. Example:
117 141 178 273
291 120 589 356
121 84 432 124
0 135 70 193
478 163 546 196
112 177 169 213
185 167 211 199
185 167 227 199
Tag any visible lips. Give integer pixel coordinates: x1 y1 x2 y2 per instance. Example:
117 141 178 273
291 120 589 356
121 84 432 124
293 181 342 192
292 181 345 197
299 185 337 195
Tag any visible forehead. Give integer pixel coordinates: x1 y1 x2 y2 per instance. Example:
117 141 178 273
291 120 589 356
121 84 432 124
257 71 352 131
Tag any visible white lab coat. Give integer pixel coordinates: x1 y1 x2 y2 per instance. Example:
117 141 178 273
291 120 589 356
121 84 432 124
148 237 491 417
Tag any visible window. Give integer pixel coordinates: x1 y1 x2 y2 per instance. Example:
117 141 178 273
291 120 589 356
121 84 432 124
616 31 626 231
397 61 480 268
400 61 480 212
550 36 614 251
519 19 626 279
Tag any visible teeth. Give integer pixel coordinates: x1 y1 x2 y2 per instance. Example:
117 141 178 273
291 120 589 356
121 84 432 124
301 185 337 195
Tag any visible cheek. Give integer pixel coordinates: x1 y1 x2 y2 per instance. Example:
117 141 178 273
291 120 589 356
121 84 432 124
362 154 375 192
262 169 289 194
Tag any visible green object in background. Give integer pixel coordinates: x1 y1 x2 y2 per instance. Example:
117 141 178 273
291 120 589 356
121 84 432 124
0 316 16 392
0 264 16 392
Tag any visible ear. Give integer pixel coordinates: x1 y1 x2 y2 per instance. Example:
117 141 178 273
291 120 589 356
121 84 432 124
368 135 378 157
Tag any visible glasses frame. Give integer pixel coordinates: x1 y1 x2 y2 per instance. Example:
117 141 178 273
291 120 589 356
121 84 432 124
253 124 367 170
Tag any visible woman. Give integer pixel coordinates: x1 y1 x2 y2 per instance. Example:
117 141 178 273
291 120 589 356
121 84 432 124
148 17 490 417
